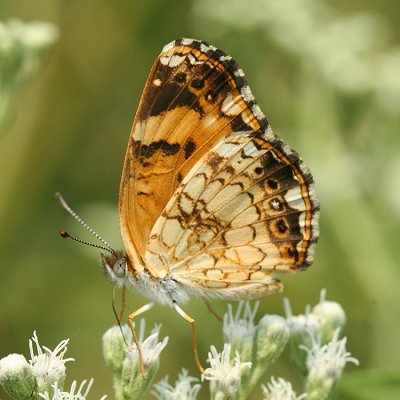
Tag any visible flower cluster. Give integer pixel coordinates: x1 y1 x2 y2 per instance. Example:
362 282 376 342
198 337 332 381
0 332 103 400
1 291 357 400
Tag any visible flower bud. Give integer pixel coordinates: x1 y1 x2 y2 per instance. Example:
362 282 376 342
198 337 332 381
256 315 290 365
0 354 35 400
103 325 131 374
312 301 346 343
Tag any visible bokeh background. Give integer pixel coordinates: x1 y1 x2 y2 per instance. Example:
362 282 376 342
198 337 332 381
1 0 400 399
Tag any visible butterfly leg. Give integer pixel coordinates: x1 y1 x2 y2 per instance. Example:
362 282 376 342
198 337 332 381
173 302 206 375
127 302 155 378
203 298 223 323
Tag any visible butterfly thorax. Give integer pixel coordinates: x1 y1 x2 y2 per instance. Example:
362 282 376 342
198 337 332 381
101 251 190 306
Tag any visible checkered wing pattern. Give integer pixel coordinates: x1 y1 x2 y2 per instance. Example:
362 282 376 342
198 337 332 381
119 39 319 297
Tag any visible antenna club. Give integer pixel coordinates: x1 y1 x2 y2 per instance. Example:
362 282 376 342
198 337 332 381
60 230 70 239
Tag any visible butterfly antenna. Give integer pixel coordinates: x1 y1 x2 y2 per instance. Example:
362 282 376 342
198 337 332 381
59 230 114 253
55 192 115 254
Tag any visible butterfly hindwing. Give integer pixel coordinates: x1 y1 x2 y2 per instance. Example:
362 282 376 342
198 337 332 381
145 127 319 296
119 39 269 267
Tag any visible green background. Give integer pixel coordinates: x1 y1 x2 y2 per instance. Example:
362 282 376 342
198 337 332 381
1 1 400 399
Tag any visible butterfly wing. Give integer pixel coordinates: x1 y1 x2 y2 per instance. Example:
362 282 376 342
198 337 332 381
119 38 269 270
142 42 319 297
146 130 319 298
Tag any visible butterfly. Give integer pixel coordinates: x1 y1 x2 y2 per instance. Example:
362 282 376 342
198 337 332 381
58 38 319 376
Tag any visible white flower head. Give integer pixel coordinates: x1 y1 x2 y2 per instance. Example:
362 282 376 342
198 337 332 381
224 301 258 342
284 298 322 337
106 321 169 399
261 377 306 400
223 301 258 362
284 291 351 375
152 369 201 400
203 343 251 399
303 329 359 397
125 320 169 367
285 290 346 346
29 331 74 394
39 379 106 400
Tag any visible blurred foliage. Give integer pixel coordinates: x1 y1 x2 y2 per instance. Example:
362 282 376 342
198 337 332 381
0 19 59 134
0 1 399 399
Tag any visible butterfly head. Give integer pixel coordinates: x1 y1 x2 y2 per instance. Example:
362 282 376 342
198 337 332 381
101 251 131 286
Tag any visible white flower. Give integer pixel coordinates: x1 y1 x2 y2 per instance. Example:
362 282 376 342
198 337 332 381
261 377 306 400
203 343 251 399
152 369 201 400
39 379 106 400
223 301 258 362
284 297 322 348
223 301 258 342
125 320 169 367
285 290 346 344
304 329 359 380
29 331 74 393
103 321 169 400
303 329 359 399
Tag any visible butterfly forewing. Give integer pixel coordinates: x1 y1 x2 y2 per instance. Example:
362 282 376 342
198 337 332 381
119 39 269 267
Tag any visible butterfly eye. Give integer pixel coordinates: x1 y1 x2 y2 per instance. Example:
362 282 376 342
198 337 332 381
113 258 127 278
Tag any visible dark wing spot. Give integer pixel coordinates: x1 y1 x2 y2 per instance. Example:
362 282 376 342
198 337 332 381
174 73 186 83
287 245 299 261
184 140 196 159
177 173 183 183
267 179 279 190
140 140 180 158
276 218 288 234
191 79 205 89
255 167 263 175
